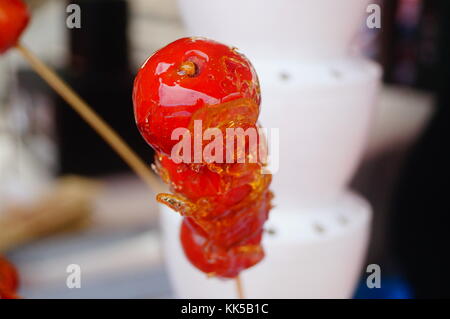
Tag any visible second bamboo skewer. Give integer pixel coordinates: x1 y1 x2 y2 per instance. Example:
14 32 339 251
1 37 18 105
15 43 245 299
236 275 244 299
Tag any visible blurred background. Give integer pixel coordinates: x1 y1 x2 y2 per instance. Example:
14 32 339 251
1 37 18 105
0 0 448 298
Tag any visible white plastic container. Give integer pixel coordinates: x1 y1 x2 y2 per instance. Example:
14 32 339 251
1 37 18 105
166 0 379 299
161 190 372 298
255 58 381 208
177 0 371 61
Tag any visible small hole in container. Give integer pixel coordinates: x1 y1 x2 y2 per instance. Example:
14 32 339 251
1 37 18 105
314 223 326 234
279 72 291 82
266 228 276 236
330 68 342 79
337 214 348 225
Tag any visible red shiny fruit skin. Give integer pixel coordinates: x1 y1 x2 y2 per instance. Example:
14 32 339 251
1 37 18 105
0 289 17 299
0 257 19 299
180 218 264 278
178 188 271 278
158 154 222 201
208 189 272 248
133 37 261 156
0 0 30 54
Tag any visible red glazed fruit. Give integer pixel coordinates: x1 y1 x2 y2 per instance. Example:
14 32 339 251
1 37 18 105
180 218 264 278
134 37 273 279
0 0 30 54
0 257 19 299
133 37 261 156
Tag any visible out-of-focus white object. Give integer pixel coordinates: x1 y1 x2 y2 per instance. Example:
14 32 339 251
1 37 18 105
161 191 371 298
10 0 66 68
177 0 371 61
255 58 381 208
0 59 45 210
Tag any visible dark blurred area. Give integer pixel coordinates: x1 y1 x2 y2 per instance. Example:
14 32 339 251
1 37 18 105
56 0 153 175
389 0 450 299
353 0 450 298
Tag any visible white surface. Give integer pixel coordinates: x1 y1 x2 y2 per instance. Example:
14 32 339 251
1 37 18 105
256 58 381 208
9 0 67 68
161 190 372 298
177 0 371 61
18 232 161 288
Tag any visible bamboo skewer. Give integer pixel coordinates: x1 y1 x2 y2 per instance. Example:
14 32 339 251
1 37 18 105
15 43 163 193
14 43 244 299
236 275 244 299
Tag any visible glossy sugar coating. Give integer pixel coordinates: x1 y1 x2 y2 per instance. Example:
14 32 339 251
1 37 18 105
0 0 29 54
0 257 19 299
133 37 261 156
133 37 272 278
